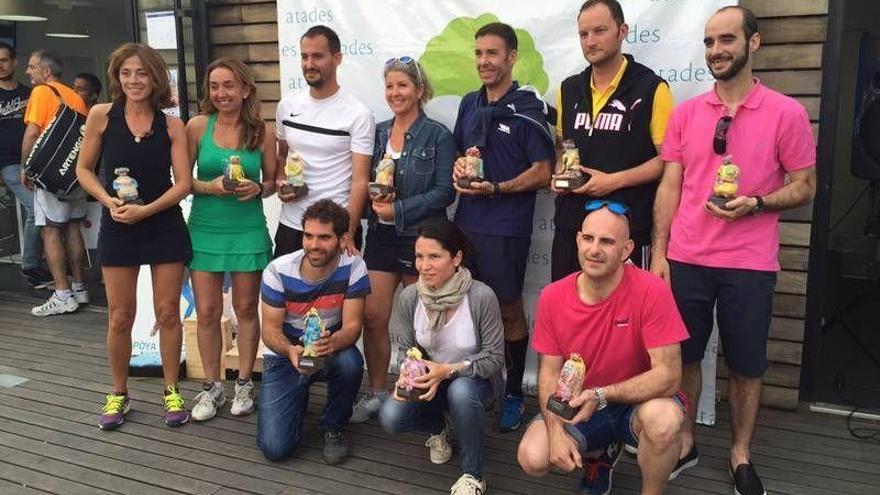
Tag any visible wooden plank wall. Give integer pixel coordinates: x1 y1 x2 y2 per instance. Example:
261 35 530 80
206 0 828 410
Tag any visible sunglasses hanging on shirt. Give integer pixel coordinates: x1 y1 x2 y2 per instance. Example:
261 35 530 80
713 115 733 155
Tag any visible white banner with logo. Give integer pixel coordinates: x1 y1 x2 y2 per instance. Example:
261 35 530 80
275 0 734 423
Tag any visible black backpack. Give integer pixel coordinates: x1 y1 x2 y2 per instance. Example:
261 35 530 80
23 84 87 196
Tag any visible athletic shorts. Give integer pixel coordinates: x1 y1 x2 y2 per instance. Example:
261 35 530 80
34 187 86 227
462 231 530 305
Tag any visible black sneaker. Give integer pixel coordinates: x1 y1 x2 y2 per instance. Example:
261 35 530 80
730 461 767 495
21 268 53 290
669 444 700 480
323 430 349 465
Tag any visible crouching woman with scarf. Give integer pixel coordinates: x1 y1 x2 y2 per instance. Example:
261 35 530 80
379 218 504 495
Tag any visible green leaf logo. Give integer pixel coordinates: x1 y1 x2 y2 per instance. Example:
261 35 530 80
419 13 550 98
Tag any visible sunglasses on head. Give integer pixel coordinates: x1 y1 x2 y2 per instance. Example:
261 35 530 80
713 115 733 155
584 200 630 216
385 56 422 86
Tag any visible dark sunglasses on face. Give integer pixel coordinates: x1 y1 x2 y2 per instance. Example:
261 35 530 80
713 115 733 155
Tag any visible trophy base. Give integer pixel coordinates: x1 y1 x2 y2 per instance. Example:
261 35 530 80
457 176 484 189
552 174 590 191
396 385 429 401
281 183 308 196
546 395 577 420
223 179 243 191
368 183 395 197
708 194 734 210
298 355 325 374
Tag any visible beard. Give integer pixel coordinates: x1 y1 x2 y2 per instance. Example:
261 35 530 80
305 248 338 268
303 69 325 88
708 47 749 81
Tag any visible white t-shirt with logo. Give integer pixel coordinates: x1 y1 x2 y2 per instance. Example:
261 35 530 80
275 87 375 230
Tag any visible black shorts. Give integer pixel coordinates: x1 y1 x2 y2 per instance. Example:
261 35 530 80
670 260 776 378
466 231 530 305
363 224 417 276
551 226 651 282
274 222 363 259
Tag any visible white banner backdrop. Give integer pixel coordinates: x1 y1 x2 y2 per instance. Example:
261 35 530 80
274 0 733 423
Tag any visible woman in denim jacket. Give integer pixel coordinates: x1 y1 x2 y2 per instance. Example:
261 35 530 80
350 56 455 423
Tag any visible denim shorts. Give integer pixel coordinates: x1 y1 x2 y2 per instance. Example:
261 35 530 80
533 392 688 452
363 224 417 276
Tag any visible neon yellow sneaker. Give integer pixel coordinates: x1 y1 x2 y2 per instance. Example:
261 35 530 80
163 385 190 427
98 392 130 430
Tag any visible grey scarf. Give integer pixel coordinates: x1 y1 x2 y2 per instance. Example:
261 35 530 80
416 267 473 333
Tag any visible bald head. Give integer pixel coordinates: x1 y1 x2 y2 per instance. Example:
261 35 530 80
577 207 634 279
582 207 630 241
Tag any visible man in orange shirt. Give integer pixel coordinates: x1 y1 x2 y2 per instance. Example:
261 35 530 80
20 50 89 317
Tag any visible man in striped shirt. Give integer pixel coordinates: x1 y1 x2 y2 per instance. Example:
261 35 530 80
258 199 371 465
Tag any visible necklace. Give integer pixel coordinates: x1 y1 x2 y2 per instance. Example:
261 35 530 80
125 110 153 143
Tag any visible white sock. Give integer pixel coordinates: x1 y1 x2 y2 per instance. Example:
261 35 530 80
55 289 73 300
71 282 86 291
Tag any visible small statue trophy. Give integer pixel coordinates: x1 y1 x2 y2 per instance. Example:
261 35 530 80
552 140 590 190
281 150 309 196
396 347 429 401
298 308 327 373
708 155 740 210
369 153 396 197
457 146 484 188
112 167 144 205
546 353 586 420
222 155 246 191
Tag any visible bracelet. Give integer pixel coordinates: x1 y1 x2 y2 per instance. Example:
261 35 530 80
256 181 265 197
492 181 501 198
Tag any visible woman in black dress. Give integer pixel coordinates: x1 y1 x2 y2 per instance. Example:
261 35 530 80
76 43 192 430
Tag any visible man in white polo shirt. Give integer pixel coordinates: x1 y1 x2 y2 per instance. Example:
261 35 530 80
274 25 375 257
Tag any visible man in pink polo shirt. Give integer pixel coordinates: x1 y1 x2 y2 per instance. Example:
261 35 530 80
651 6 816 495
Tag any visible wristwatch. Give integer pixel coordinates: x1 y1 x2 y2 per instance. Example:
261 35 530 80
749 195 765 216
492 182 502 198
594 387 608 411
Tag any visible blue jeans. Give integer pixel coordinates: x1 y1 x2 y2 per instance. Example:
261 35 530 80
1 164 41 270
257 346 364 461
379 376 494 478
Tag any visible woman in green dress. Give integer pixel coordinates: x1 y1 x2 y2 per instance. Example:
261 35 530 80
185 58 276 421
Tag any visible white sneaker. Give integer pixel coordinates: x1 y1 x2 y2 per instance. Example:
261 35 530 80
450 474 486 495
230 379 255 416
73 287 89 305
191 385 227 422
348 392 385 423
426 428 453 464
31 293 79 317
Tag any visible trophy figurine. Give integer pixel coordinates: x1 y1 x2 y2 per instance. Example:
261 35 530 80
457 146 484 188
369 153 396 197
546 353 587 420
298 308 328 373
396 347 429 401
222 155 246 191
552 140 590 191
708 155 740 210
112 167 144 205
281 150 309 196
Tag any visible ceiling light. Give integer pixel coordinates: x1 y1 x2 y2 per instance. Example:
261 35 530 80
0 0 48 22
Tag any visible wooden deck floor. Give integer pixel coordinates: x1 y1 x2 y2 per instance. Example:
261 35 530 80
0 291 878 495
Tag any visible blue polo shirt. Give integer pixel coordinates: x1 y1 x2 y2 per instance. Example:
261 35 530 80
452 83 555 238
